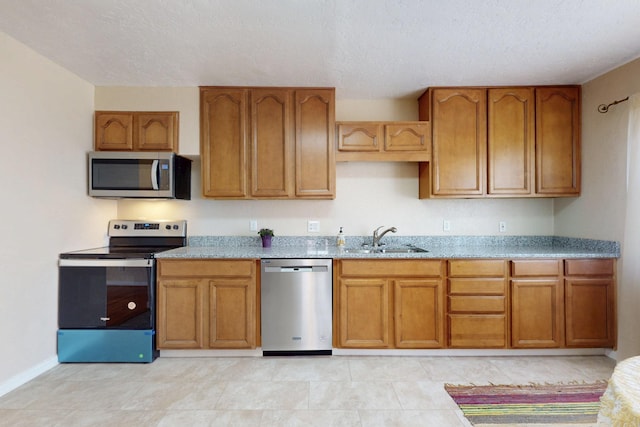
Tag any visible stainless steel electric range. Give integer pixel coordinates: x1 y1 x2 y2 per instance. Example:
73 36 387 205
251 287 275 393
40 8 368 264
57 219 187 363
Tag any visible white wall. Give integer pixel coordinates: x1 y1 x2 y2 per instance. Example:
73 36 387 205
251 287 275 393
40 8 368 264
555 57 640 360
0 32 115 394
95 87 554 237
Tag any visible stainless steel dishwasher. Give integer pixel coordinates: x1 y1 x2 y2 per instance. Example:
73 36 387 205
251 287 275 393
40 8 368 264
261 258 332 356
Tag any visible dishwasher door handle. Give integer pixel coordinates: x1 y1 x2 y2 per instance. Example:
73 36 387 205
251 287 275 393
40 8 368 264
264 266 328 273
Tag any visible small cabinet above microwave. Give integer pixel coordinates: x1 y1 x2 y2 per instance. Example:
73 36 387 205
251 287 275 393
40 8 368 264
95 111 179 152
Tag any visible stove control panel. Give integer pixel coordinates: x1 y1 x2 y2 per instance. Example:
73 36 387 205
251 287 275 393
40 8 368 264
108 220 187 237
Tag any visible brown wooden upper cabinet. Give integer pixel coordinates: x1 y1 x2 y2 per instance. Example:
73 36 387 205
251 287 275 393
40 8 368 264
200 87 335 199
417 86 580 198
336 121 431 161
95 111 179 152
423 88 487 196
536 87 581 195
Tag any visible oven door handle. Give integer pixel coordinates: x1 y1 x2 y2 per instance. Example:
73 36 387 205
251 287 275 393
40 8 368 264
58 259 153 268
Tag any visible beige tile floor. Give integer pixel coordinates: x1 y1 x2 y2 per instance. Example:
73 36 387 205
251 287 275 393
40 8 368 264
0 355 615 427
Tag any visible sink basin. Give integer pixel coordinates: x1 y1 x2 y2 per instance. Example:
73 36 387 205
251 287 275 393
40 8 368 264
343 248 374 254
377 247 428 253
344 246 428 254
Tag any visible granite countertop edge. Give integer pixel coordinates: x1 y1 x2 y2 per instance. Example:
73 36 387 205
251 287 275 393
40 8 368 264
155 235 620 260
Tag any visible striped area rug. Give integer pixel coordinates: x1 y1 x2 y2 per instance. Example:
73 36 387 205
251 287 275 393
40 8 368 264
445 382 607 425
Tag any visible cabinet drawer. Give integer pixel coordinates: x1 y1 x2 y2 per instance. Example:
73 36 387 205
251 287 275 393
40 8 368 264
449 296 505 313
158 259 256 277
511 259 561 277
448 314 506 348
449 278 506 295
448 260 506 277
565 259 615 276
340 260 443 277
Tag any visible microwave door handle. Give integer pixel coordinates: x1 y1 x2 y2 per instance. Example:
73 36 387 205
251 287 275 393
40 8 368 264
151 160 159 190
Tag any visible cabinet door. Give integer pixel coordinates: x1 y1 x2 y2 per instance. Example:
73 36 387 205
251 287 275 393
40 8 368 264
565 278 615 347
488 88 534 195
135 112 178 152
201 88 249 198
337 122 382 152
431 88 486 196
294 89 335 198
535 87 581 195
511 279 564 348
394 279 444 348
157 279 205 349
250 89 292 197
95 112 134 151
339 278 389 348
209 278 256 349
384 123 430 152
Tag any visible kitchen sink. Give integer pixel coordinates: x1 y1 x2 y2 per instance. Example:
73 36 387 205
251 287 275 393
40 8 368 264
344 246 428 254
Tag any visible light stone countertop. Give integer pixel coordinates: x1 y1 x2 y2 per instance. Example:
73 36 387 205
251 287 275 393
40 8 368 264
155 235 620 260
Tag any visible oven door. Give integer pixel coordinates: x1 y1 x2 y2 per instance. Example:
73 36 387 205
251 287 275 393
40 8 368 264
58 259 155 329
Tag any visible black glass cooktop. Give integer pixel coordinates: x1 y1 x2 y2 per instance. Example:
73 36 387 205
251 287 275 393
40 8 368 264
59 246 181 260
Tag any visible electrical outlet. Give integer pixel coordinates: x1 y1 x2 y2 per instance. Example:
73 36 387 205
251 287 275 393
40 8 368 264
499 221 507 233
308 220 320 232
250 219 258 232
443 220 451 232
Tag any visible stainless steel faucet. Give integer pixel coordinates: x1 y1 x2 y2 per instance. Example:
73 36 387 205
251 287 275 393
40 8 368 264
372 226 397 247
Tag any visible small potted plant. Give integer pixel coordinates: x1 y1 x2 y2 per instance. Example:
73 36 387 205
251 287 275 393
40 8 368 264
258 228 274 248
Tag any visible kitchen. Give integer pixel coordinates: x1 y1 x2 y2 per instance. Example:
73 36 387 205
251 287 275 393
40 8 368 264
1 1 640 423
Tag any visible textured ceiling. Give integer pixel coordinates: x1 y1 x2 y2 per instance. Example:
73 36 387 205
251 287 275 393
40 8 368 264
1 0 640 99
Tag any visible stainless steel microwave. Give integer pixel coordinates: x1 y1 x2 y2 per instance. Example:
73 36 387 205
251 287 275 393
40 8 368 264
88 152 192 199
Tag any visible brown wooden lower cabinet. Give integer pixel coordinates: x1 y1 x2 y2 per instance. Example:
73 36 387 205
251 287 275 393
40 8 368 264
208 278 256 348
565 259 616 348
447 260 508 348
156 256 616 352
157 279 205 348
157 259 257 349
339 278 390 348
510 278 564 348
336 257 615 350
394 279 443 348
510 259 564 348
336 260 445 349
449 314 507 347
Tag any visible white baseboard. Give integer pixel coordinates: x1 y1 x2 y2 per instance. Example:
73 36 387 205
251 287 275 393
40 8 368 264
0 356 58 398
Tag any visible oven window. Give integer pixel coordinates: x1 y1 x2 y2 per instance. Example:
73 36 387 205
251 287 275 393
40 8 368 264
59 266 153 329
106 267 151 328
